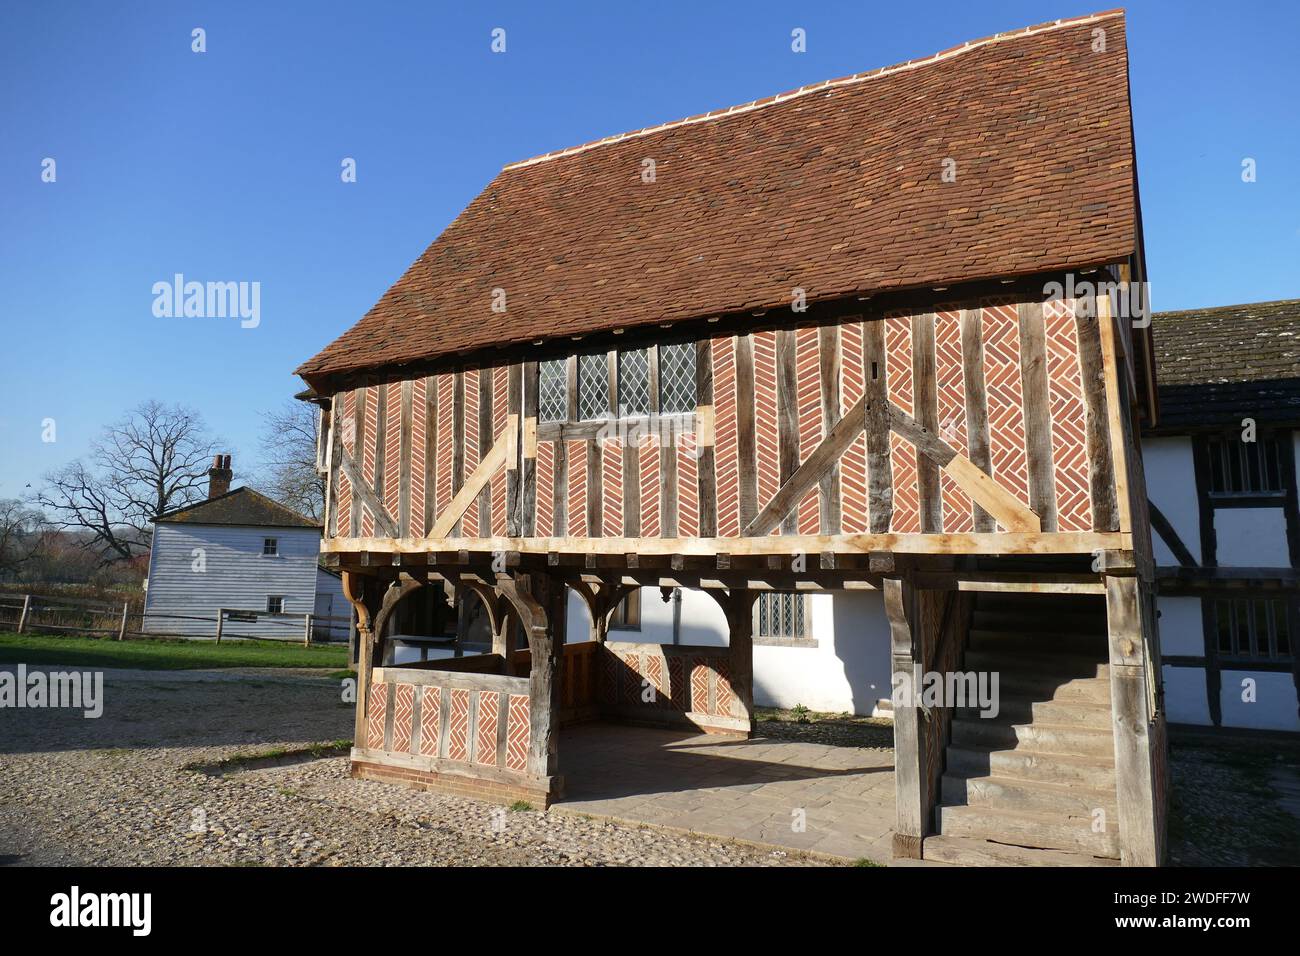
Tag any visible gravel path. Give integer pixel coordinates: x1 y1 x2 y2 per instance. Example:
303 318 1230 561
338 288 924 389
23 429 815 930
0 667 826 867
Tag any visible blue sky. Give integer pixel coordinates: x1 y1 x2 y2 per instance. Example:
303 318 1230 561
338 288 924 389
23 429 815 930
1 0 1297 500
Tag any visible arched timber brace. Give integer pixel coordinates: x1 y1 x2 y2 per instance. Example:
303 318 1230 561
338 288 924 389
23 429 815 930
497 574 567 781
570 580 637 644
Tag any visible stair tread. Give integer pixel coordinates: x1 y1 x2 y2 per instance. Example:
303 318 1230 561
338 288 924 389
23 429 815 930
923 834 1119 867
943 770 1118 804
952 716 1113 735
947 744 1115 769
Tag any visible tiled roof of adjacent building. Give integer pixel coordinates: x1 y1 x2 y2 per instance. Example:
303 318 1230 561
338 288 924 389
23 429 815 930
297 9 1137 386
154 487 321 529
1150 299 1300 430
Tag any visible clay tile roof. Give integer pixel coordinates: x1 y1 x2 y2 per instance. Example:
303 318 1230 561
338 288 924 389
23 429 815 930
297 9 1137 386
154 487 321 529
1150 299 1300 430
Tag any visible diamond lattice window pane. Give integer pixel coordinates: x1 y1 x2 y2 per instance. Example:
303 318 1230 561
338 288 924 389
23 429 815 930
578 353 609 420
538 360 567 422
758 593 806 640
619 349 650 416
659 343 697 414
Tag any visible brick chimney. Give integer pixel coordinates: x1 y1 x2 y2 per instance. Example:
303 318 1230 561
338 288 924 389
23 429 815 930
208 454 232 499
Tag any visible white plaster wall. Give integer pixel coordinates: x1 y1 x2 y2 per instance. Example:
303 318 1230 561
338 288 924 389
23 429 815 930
1142 435 1201 565
1219 670 1300 731
753 591 893 716
566 587 892 716
1213 508 1292 567
1162 665 1212 726
1156 594 1205 657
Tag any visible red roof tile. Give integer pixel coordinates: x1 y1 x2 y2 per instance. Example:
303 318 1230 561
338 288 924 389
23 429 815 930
298 9 1137 386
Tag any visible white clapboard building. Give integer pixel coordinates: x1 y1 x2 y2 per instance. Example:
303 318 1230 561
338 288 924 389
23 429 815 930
142 456 347 641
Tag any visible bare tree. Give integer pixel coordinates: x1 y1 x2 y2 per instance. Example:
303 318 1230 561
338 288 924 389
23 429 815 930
0 498 45 580
36 400 221 562
257 400 325 521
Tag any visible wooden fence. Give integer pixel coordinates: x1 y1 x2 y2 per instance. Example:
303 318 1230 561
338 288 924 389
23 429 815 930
0 591 351 645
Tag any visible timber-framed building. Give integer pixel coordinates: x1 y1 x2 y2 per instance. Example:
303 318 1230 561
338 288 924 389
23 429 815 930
296 10 1168 865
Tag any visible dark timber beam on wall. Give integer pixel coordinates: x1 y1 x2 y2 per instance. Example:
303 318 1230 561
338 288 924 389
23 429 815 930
959 308 995 532
451 371 465 538
520 361 538 537
507 363 524 536
696 339 718 537
735 334 758 529
1017 300 1057 532
373 383 389 512
424 376 437 536
478 369 494 536
776 329 800 536
399 379 414 537
818 324 842 534
1148 500 1196 568
863 319 893 533
911 312 941 533
1076 306 1119 531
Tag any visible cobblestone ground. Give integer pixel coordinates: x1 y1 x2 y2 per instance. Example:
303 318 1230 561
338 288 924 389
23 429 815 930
0 667 826 867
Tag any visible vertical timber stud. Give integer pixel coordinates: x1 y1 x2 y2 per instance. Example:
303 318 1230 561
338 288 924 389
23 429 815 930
864 320 893 532
478 369 494 535
885 574 925 859
818 324 842 534
911 312 941 533
1017 300 1057 532
451 372 466 537
424 376 438 535
695 339 717 537
399 379 413 537
959 308 995 531
776 329 800 536
1105 572 1160 865
507 363 525 536
521 361 539 536
735 334 758 530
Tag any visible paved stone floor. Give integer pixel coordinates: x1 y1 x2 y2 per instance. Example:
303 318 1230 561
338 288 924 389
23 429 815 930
555 723 896 862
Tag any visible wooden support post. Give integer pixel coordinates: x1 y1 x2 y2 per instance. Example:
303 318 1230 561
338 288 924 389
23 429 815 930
215 608 224 644
724 590 756 734
885 574 925 860
118 601 129 641
500 574 565 788
1105 572 1161 866
341 571 375 751
16 594 31 634
303 613 313 646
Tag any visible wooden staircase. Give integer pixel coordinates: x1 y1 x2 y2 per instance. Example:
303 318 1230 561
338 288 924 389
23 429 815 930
923 593 1122 867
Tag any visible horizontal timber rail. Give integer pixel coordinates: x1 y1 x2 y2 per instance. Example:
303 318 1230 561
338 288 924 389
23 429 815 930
324 531 1128 561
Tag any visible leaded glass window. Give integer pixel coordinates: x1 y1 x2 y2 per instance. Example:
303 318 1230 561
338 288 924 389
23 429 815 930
578 353 609 420
756 592 808 641
619 349 651 416
538 360 567 422
659 343 696 414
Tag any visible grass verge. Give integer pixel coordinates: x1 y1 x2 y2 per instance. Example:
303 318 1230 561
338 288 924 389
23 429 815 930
0 631 349 671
